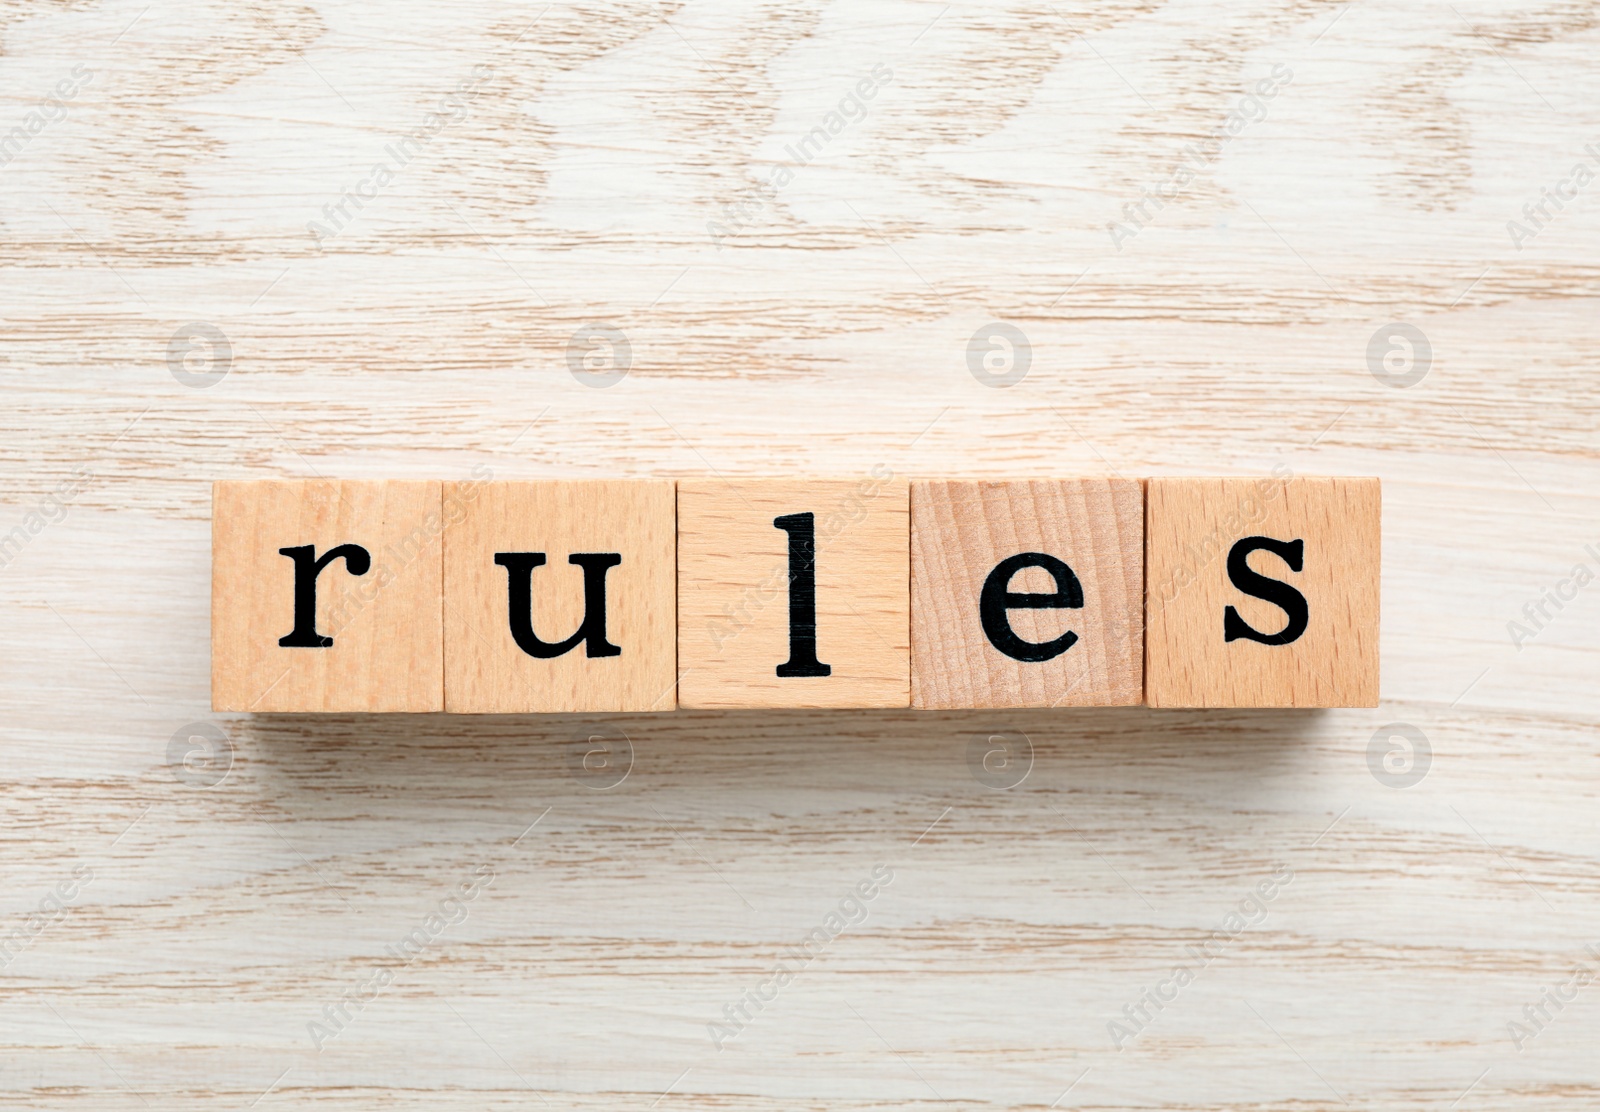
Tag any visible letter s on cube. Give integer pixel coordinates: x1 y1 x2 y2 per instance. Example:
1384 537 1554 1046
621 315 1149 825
1144 477 1380 707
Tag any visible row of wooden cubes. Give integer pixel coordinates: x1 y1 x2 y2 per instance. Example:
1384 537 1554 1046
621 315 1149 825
211 476 1380 712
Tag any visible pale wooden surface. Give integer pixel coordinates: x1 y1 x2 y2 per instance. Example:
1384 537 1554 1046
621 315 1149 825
678 478 910 708
212 480 445 712
2 0 1598 1107
1145 477 1382 708
443 479 678 712
911 478 1144 708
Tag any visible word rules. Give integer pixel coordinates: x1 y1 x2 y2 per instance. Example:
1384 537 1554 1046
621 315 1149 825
210 475 1380 712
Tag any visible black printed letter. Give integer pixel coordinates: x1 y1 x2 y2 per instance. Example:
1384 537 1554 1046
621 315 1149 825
278 543 371 648
1223 536 1308 646
979 552 1084 662
495 552 622 658
773 512 830 677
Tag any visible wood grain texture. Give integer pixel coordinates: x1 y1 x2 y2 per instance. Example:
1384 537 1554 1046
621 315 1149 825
3 0 1600 1107
443 479 676 712
1146 477 1381 707
211 480 443 712
677 478 909 708
911 478 1144 708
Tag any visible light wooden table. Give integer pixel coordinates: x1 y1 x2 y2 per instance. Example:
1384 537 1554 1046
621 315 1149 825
2 1 1597 1107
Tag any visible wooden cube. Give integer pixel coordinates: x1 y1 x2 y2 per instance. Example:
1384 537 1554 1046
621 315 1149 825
443 480 676 713
1145 477 1381 707
211 480 444 712
911 479 1144 708
677 478 910 708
